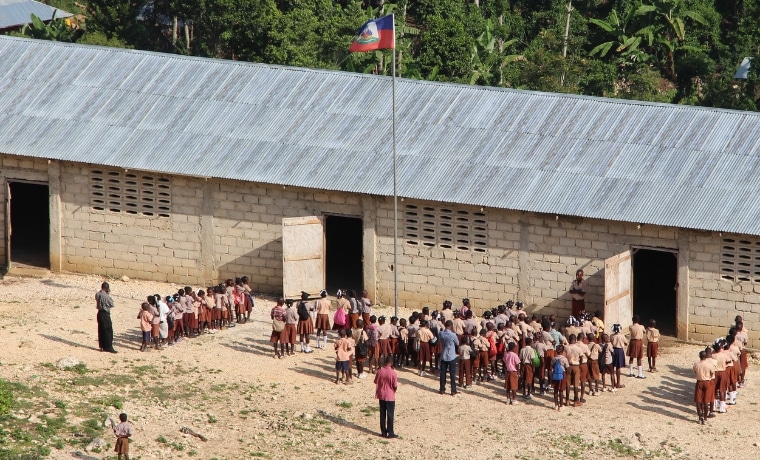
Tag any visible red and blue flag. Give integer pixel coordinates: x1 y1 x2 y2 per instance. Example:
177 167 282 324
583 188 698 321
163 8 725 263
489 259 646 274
349 14 395 52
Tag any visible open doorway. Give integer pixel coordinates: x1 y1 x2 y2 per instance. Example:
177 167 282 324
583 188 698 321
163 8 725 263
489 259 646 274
8 182 49 268
633 249 677 335
325 215 362 294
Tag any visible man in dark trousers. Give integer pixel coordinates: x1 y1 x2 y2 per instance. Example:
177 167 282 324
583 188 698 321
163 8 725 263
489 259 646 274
96 282 117 353
374 355 398 438
438 320 459 396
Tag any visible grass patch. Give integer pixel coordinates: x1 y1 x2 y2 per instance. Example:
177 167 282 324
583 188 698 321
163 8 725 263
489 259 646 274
337 401 353 409
360 406 378 416
91 395 123 410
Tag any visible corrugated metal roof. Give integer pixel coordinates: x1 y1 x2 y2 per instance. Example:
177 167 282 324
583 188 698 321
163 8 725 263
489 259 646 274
1 36 760 235
0 0 71 29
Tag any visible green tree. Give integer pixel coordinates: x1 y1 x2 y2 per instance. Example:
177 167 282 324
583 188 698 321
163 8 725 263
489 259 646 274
19 13 83 42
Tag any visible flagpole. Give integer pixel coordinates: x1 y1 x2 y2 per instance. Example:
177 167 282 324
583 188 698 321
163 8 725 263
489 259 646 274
392 16 399 320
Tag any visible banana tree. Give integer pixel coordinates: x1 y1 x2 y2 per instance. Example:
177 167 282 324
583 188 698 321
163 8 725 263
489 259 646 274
21 12 83 42
470 19 520 86
635 0 707 80
589 9 650 64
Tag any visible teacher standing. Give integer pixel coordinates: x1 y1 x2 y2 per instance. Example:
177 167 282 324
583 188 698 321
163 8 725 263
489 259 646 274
374 356 398 438
96 282 117 353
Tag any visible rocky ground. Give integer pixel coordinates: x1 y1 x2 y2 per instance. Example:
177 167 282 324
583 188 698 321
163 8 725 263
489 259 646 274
0 273 758 460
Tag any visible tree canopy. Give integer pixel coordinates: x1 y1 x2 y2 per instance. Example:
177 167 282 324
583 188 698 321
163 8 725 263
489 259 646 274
30 0 760 110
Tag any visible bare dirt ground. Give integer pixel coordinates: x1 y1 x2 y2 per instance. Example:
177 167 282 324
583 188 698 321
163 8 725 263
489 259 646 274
0 273 758 460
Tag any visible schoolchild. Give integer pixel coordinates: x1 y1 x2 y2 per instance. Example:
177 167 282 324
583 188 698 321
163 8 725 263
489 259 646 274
533 332 549 394
417 320 434 377
628 315 646 378
725 334 740 405
171 294 185 342
352 319 369 378
314 290 332 349
389 317 400 359
366 315 380 373
395 318 408 368
586 332 602 395
360 290 372 327
334 329 353 385
551 344 569 411
113 413 132 460
693 350 716 424
473 329 491 384
283 299 299 356
519 337 536 398
270 298 286 358
296 291 315 353
646 319 660 372
348 290 361 329
610 324 628 389
600 333 615 391
334 290 349 331
137 302 153 352
503 341 520 404
377 316 393 364
458 334 473 389
711 339 730 413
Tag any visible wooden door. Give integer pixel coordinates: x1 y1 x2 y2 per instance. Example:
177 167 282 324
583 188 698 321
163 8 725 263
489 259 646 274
605 250 632 331
282 216 325 299
4 182 10 271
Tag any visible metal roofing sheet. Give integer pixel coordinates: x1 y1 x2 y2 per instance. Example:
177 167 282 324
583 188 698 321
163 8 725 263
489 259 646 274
1 36 760 235
0 0 71 29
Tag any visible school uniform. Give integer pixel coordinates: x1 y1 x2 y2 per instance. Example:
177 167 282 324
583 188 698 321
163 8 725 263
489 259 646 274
458 343 473 387
713 349 730 402
693 359 716 404
503 350 520 391
736 330 749 371
628 323 645 360
576 341 591 383
377 323 392 356
551 355 569 391
646 327 660 358
348 298 360 329
417 327 434 363
296 301 315 335
565 344 582 387
333 298 350 330
283 307 298 345
610 333 628 368
519 345 535 387
389 323 399 354
314 298 331 330
360 298 372 327
570 279 586 317
587 342 602 381
270 305 286 344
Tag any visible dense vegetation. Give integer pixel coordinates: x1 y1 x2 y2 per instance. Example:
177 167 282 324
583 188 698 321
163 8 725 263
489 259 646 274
28 1 760 110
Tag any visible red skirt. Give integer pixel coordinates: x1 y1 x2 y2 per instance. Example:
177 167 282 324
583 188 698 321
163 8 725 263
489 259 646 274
282 324 297 344
740 349 749 370
715 370 727 399
379 339 392 356
245 295 253 313
505 371 519 390
297 318 314 335
349 313 360 329
315 314 330 330
521 363 534 384
418 342 432 362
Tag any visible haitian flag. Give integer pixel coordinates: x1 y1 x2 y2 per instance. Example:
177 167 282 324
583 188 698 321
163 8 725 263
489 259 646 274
349 14 395 52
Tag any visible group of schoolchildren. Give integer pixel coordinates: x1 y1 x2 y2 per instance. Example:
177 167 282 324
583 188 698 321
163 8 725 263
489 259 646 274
692 315 750 424
270 293 676 411
136 277 255 351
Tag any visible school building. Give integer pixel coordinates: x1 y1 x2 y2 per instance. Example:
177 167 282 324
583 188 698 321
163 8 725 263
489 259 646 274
0 36 759 346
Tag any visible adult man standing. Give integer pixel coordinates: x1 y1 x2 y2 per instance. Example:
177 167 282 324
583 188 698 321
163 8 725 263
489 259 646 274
374 356 399 438
570 269 586 318
438 320 459 396
95 282 117 353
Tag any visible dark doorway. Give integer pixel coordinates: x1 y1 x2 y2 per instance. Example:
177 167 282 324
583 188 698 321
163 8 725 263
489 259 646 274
633 249 677 335
9 182 49 268
325 215 363 294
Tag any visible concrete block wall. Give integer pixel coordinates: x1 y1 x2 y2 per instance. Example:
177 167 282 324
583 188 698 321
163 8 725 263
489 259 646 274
211 181 363 294
0 155 52 268
59 163 205 284
687 233 760 346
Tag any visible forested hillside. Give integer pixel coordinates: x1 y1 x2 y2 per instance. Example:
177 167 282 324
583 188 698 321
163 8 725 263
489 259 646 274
33 1 760 110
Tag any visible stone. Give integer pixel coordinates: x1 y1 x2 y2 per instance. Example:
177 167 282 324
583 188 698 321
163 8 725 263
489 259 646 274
85 437 106 452
56 357 80 369
121 275 130 282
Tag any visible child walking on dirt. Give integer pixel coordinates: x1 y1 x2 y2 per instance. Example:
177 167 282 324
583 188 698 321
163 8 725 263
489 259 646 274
646 319 660 372
113 412 132 460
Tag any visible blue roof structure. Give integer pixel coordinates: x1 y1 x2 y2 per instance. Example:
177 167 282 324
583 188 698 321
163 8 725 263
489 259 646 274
0 0 71 29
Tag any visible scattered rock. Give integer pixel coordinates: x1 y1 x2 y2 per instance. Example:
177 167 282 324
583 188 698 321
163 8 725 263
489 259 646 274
180 426 208 442
56 357 80 369
121 275 130 282
71 451 100 460
300 412 313 420
28 415 41 424
85 437 106 452
103 416 117 428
